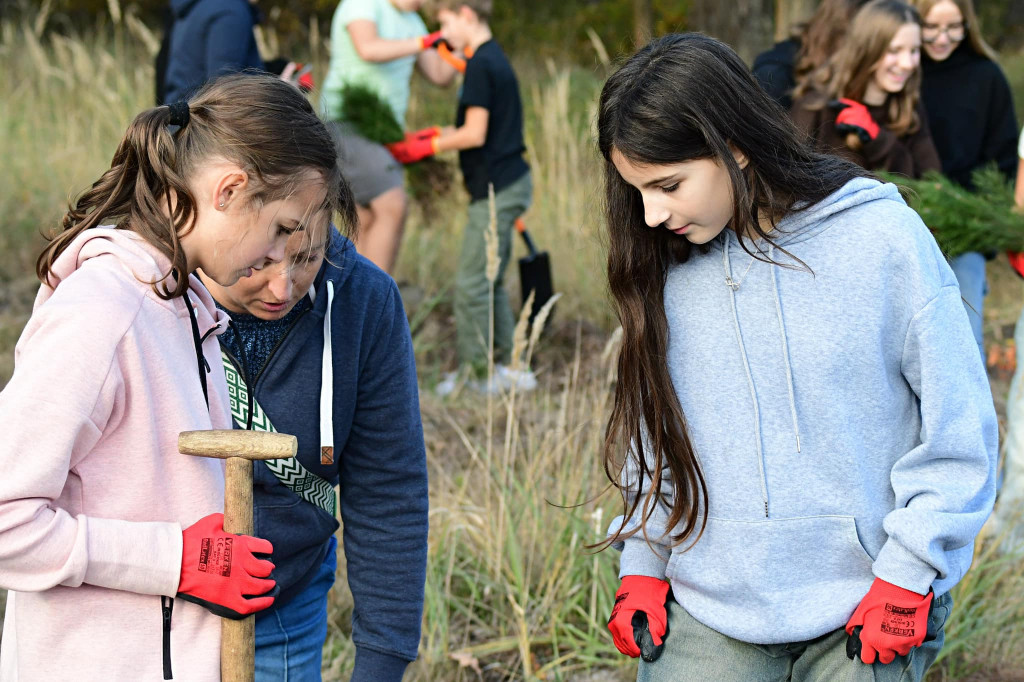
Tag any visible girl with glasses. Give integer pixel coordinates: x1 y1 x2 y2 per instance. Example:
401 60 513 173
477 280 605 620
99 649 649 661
909 0 1020 360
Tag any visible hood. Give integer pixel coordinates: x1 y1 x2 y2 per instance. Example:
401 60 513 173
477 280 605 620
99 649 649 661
40 226 229 335
712 177 902 252
171 0 260 22
170 0 202 17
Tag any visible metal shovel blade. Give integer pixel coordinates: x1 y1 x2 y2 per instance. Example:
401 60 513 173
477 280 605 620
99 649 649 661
516 218 554 326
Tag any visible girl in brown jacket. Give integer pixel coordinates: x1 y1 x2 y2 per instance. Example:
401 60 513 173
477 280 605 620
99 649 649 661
790 0 940 178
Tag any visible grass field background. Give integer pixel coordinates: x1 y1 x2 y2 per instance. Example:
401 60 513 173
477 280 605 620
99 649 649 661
1 5 1023 680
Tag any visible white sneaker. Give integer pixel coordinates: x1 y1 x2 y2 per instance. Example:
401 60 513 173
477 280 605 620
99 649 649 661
435 371 459 397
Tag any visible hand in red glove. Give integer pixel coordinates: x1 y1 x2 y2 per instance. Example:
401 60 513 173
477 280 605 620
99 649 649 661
420 31 444 50
176 513 277 620
1008 251 1024 280
832 98 881 145
845 578 933 665
608 575 671 662
386 136 439 165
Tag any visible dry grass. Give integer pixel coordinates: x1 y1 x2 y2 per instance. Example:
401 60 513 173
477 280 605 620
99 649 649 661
1 6 1024 680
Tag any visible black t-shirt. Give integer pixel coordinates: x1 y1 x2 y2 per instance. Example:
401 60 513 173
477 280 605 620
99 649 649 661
456 40 529 201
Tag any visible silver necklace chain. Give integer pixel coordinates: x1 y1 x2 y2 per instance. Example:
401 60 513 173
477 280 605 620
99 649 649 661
724 255 757 291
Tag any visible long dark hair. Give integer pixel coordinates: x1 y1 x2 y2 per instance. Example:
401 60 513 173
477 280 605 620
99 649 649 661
39 73 356 299
598 33 868 550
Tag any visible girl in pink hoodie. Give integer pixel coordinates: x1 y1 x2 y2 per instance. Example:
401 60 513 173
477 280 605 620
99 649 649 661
0 73 349 681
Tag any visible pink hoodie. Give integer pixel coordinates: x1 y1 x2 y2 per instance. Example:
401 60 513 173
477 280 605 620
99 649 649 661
0 228 233 681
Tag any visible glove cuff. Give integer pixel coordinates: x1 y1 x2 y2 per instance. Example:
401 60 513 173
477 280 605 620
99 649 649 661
869 577 931 605
618 575 671 598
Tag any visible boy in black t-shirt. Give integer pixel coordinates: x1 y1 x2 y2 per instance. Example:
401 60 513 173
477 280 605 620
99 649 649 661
387 0 534 393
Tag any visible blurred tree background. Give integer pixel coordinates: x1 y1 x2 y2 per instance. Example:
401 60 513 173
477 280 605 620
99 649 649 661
9 0 1023 66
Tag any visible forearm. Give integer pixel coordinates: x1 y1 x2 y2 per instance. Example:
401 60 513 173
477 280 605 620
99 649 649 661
436 125 485 152
1015 157 1024 209
417 50 456 86
353 36 422 63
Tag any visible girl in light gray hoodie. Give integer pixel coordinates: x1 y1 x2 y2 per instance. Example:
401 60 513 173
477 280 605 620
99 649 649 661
598 33 996 682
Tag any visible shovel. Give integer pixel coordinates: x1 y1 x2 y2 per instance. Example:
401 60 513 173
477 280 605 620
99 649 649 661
515 217 554 326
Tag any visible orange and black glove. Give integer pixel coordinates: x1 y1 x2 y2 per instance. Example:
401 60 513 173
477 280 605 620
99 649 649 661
832 98 881 145
608 575 671 662
420 31 444 50
386 136 439 165
176 513 277 620
845 578 933 664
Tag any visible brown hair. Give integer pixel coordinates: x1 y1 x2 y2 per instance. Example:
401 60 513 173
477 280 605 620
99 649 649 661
792 0 872 84
796 0 923 148
597 34 868 552
429 0 492 21
910 0 998 60
38 73 356 299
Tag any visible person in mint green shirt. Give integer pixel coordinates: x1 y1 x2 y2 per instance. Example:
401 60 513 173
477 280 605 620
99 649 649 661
321 0 456 274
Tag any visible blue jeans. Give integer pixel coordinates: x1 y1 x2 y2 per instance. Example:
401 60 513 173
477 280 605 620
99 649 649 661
949 252 987 360
255 536 337 681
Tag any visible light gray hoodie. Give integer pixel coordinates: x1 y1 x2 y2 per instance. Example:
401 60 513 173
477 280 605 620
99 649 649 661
611 177 997 645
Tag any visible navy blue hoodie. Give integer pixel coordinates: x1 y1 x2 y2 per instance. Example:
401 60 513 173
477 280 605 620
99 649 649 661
219 231 427 679
161 0 264 104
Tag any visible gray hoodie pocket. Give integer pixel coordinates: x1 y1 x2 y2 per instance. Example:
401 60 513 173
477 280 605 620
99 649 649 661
665 514 875 644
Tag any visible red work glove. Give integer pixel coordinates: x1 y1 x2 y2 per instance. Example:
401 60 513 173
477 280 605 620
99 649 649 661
386 136 439 165
1008 251 1024 280
176 513 277 620
420 31 444 50
405 126 441 143
845 578 933 664
608 575 670 662
833 98 881 145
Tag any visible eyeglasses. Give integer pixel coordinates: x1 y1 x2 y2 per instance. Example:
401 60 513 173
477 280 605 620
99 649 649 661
921 22 967 43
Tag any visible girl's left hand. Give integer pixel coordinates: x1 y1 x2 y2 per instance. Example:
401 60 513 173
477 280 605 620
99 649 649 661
845 578 933 664
832 98 880 144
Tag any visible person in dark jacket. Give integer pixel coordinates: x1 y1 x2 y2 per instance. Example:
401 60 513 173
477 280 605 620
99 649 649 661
199 221 428 682
790 0 941 179
158 0 265 104
910 0 1019 359
751 0 870 110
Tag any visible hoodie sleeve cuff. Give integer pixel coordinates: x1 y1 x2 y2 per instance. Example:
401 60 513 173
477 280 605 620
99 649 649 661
872 538 939 596
81 516 183 596
617 536 670 580
351 646 410 682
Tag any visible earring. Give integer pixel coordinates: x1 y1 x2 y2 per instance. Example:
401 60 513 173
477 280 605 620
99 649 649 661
218 201 225 208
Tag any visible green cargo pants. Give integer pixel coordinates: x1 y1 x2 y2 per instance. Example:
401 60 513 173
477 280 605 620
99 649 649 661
454 171 532 373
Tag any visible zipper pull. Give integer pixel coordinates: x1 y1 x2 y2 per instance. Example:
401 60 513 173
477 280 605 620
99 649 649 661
161 596 174 680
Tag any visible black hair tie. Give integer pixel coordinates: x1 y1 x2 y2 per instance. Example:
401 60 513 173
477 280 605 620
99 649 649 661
167 101 190 128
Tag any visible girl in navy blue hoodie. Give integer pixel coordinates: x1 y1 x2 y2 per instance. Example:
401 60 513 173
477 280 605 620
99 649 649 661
199 212 428 681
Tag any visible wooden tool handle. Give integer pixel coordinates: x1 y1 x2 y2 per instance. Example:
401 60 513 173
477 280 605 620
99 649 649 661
178 430 296 460
222 456 255 682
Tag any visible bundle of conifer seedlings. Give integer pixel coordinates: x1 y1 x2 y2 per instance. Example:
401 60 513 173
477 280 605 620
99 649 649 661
338 83 454 222
881 165 1024 258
